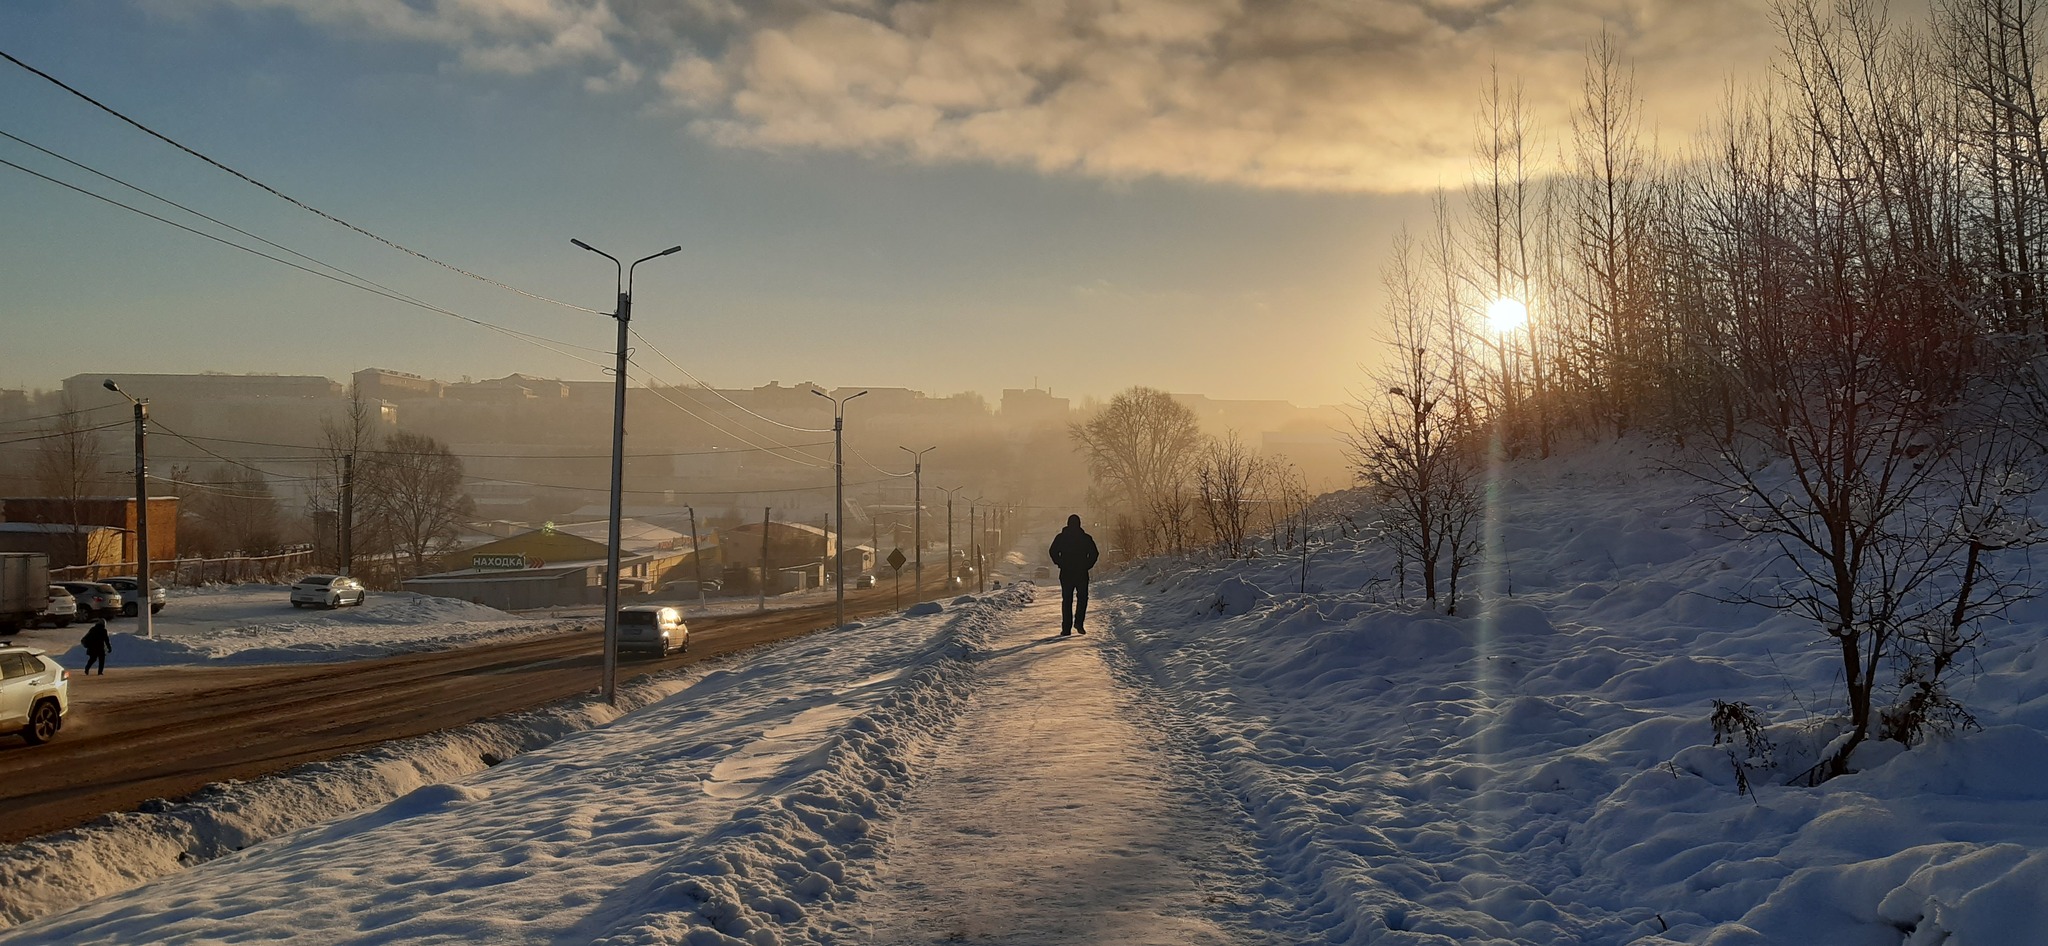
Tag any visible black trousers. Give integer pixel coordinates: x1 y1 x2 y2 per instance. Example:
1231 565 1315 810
85 651 106 674
1060 575 1090 631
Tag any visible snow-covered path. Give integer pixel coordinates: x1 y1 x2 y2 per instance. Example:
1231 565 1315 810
849 593 1269 945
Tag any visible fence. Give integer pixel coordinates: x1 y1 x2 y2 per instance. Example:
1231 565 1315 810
52 549 316 587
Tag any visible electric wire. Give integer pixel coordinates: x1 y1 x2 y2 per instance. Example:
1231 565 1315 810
6 130 455 329
846 442 915 478
0 421 128 446
153 431 833 461
0 404 121 429
0 155 615 372
630 329 832 433
627 364 834 468
0 47 605 316
458 472 888 497
151 420 328 482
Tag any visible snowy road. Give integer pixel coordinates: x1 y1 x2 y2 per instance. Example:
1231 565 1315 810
848 592 1273 945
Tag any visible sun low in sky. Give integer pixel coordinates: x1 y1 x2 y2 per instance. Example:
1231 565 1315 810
0 1 1778 407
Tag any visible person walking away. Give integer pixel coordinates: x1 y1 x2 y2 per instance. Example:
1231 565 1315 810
1047 514 1100 636
81 617 111 675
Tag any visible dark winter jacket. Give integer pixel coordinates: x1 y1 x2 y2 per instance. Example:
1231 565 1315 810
82 620 111 655
1048 525 1100 581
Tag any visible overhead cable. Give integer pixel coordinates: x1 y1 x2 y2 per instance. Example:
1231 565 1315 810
0 48 605 316
0 156 614 371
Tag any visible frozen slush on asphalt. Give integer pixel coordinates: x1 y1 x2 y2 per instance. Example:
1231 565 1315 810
0 443 2045 944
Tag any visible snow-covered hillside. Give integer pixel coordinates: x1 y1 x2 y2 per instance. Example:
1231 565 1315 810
3 442 2045 944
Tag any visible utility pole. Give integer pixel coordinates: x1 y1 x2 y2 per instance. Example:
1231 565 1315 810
936 485 964 595
759 506 771 611
340 452 354 577
103 380 152 639
814 388 867 629
688 506 704 611
900 445 933 599
571 238 681 706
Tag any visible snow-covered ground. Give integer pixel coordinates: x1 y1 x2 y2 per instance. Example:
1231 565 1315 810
3 441 2046 944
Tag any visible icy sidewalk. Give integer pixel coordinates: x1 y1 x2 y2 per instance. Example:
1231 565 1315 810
843 591 1274 945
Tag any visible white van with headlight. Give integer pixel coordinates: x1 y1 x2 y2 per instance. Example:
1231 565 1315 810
616 605 687 656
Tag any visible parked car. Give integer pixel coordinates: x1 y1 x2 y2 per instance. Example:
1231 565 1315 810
290 574 367 609
37 586 77 628
56 581 123 619
0 643 70 745
615 605 688 657
854 574 876 589
103 576 168 616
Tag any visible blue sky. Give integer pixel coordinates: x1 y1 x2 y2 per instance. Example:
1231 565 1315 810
1 0 1778 407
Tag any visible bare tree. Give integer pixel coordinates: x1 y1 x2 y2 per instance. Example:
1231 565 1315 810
359 431 472 580
1069 386 1205 555
201 466 283 554
1684 0 2017 780
1564 29 1660 437
1196 431 1270 559
315 383 385 573
1349 231 1486 611
1935 0 2048 339
31 394 116 564
1466 67 1546 453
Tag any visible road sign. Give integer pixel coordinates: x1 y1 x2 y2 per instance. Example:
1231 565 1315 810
887 548 906 571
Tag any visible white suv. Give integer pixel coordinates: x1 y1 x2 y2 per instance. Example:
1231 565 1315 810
290 574 368 609
104 576 168 616
616 605 688 656
0 645 71 744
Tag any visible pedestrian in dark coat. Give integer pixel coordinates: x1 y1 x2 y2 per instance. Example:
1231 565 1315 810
81 618 111 675
1047 514 1100 636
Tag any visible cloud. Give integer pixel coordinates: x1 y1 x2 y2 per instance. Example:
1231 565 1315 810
186 0 1782 192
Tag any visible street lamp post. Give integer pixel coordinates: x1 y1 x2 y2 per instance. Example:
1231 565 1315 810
814 388 867 630
572 238 681 706
936 486 964 594
899 445 934 599
102 379 151 639
976 498 995 592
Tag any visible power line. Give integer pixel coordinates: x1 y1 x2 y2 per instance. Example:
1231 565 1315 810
632 330 833 434
0 421 128 446
0 155 615 371
152 430 833 461
0 47 605 316
628 366 834 468
459 472 889 497
2 127 610 357
0 403 121 429
151 420 328 483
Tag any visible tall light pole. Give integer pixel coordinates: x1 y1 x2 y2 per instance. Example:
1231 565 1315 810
814 388 867 629
969 496 988 592
572 238 681 706
102 379 152 640
900 445 934 599
936 485 964 594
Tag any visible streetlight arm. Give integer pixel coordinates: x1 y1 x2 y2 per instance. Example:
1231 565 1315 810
571 238 623 300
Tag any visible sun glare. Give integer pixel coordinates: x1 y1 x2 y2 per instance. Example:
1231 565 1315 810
1485 297 1528 334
